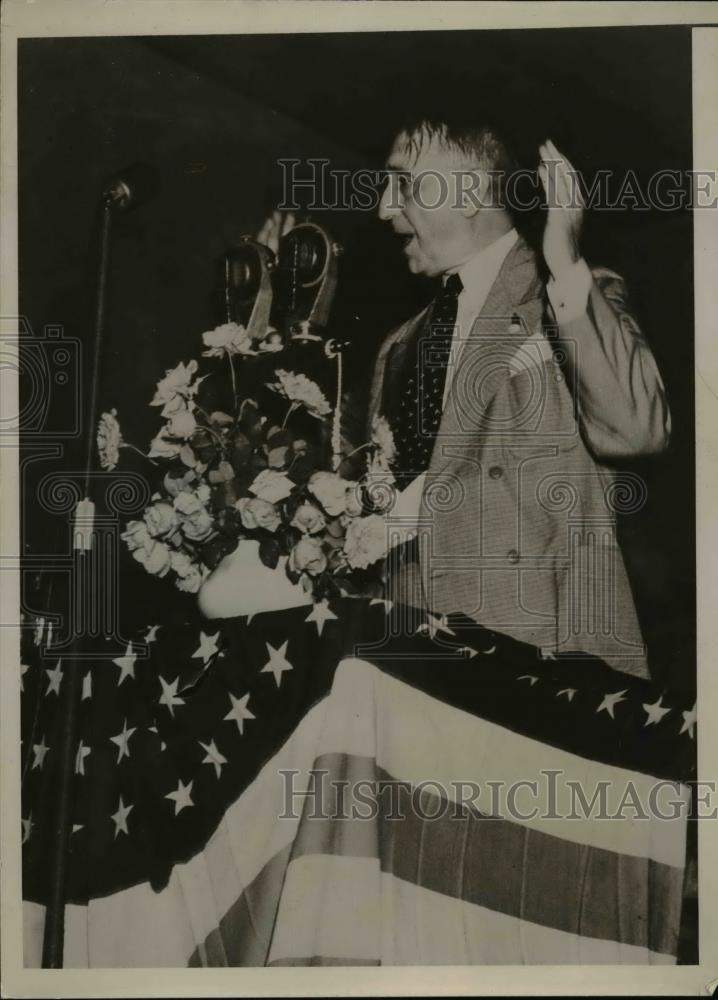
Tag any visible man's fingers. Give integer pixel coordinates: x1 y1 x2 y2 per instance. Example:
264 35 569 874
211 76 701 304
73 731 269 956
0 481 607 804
280 211 296 238
256 217 274 244
545 139 583 210
257 210 297 252
537 160 549 197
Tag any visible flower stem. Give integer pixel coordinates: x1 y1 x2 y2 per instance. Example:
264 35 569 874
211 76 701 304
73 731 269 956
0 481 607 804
238 397 257 422
282 401 299 429
121 443 159 466
227 352 237 410
192 407 227 449
343 441 372 461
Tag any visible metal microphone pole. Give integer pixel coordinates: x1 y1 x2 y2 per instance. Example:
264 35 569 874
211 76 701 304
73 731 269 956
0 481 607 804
41 188 118 968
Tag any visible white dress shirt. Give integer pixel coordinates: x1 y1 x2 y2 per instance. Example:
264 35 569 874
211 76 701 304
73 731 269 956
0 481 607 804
388 229 593 545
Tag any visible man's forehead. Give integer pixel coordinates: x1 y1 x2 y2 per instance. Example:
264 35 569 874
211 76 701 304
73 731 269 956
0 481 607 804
385 129 467 172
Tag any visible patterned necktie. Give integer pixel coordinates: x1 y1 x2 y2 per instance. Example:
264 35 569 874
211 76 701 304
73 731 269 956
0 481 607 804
391 272 463 484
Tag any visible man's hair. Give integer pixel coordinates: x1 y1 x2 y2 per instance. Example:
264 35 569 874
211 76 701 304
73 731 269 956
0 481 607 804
397 114 517 170
393 109 521 208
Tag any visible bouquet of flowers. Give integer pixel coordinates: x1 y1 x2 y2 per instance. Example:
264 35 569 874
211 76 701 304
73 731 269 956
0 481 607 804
97 320 397 601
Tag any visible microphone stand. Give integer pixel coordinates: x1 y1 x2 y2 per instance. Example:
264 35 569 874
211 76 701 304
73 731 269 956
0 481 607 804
41 192 116 968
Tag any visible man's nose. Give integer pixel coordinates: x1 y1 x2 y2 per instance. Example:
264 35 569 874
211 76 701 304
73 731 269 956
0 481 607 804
378 178 401 221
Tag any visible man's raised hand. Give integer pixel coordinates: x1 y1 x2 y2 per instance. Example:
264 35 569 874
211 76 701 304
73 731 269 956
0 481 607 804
256 209 297 254
538 139 584 279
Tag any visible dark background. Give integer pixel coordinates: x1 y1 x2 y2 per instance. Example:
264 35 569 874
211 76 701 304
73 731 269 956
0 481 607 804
18 26 694 693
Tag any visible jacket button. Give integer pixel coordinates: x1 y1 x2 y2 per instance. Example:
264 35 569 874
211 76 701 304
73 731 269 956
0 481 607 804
507 549 520 565
488 465 503 480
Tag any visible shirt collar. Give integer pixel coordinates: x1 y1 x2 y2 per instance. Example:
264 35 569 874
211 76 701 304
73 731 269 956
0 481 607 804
447 228 519 304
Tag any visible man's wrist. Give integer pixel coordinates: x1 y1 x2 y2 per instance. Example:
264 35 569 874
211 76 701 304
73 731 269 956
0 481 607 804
546 257 592 323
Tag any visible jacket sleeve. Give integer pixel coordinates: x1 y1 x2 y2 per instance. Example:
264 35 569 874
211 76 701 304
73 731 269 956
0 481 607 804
552 265 671 459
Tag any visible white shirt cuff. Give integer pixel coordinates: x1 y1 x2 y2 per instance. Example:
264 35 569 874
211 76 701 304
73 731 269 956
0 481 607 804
546 257 593 324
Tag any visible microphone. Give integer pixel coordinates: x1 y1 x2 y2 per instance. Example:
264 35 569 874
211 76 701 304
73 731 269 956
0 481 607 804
102 163 159 211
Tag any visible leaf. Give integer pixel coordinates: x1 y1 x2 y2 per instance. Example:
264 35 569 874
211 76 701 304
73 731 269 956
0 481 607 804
209 411 234 427
190 428 214 449
208 460 235 484
199 534 238 571
258 537 280 570
215 507 242 534
265 428 293 450
286 453 317 484
213 480 240 509
179 444 197 468
229 431 252 468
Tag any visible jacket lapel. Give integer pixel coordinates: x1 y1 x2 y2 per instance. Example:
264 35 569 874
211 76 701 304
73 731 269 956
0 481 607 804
379 304 431 404
427 236 545 463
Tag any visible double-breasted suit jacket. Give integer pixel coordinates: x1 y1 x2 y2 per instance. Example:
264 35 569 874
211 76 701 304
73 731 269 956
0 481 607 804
367 237 671 677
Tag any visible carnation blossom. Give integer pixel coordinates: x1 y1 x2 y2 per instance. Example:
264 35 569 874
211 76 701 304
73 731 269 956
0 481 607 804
365 449 396 504
201 322 255 358
343 514 388 569
270 369 331 419
371 414 397 464
97 409 123 471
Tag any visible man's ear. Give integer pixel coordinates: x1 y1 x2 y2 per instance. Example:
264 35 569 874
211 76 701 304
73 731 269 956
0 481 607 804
455 167 491 217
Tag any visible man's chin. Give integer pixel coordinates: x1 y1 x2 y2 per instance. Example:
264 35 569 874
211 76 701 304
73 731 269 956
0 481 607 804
405 254 439 278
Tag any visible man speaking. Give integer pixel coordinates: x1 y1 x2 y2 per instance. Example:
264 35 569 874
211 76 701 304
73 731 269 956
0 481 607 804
367 114 670 677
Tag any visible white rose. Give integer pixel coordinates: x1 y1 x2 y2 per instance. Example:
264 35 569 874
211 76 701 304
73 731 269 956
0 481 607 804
143 502 179 537
290 502 326 535
148 426 182 459
308 471 355 516
173 491 204 517
235 496 282 532
195 483 211 505
287 537 327 576
133 540 171 577
180 508 214 542
163 469 196 497
167 408 197 439
150 360 200 416
122 520 154 553
176 565 205 593
170 550 195 577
